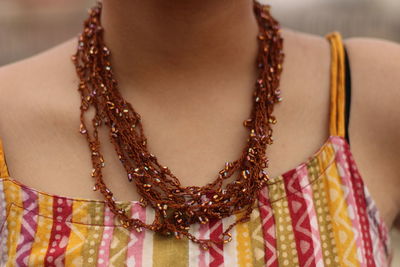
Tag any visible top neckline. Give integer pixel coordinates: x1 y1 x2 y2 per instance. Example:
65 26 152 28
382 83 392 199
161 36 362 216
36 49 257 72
0 134 391 258
0 135 339 207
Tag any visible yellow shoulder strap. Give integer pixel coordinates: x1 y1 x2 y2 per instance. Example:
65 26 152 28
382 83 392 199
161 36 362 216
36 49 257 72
0 138 10 178
325 31 346 138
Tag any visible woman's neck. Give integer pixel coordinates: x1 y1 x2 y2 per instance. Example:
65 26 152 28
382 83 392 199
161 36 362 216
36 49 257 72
100 0 260 91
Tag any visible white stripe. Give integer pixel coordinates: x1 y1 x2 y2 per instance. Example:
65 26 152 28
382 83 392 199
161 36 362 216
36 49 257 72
0 180 9 264
142 207 154 267
222 214 238 266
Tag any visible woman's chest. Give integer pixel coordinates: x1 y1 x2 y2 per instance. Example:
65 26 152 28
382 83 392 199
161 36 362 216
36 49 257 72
0 142 392 266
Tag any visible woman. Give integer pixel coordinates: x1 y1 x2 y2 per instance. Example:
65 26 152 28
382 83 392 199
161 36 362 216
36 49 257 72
0 0 399 266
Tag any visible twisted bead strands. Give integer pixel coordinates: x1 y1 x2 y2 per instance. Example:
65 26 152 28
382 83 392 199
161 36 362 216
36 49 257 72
71 0 284 250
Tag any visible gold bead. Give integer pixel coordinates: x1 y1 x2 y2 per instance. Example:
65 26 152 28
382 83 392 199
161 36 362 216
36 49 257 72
223 239 231 244
268 117 277 124
224 236 233 244
106 101 115 109
243 119 252 127
140 199 148 208
120 218 131 229
242 170 249 179
200 243 209 250
79 123 87 134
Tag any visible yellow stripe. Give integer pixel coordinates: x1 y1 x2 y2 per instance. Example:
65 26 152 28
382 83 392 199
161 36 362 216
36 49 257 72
326 32 346 138
152 232 189 267
269 180 299 266
247 207 268 267
310 156 339 266
3 181 23 266
65 201 89 266
323 152 360 266
235 213 253 266
81 202 105 266
0 139 10 178
109 203 131 266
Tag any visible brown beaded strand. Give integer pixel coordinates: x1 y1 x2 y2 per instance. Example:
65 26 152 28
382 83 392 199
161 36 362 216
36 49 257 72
71 0 284 250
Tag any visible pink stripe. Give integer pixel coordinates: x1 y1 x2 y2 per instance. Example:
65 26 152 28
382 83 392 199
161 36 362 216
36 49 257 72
44 197 73 267
346 148 377 267
283 169 316 266
209 219 224 267
15 188 39 266
126 203 146 266
296 165 324 266
365 187 387 267
378 220 390 258
257 185 278 267
97 206 114 267
378 220 391 267
332 137 366 266
197 223 209 267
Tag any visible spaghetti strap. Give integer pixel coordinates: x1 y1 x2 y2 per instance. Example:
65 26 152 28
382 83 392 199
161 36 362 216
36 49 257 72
0 138 10 178
325 31 347 138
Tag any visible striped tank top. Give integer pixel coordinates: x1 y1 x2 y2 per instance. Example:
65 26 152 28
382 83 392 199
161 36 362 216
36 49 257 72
0 32 392 266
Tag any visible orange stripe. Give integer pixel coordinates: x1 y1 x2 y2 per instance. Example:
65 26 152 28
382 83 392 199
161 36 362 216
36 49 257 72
326 32 346 138
0 139 10 178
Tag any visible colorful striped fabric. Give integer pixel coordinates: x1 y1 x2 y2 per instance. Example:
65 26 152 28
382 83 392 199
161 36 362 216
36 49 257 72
0 32 392 266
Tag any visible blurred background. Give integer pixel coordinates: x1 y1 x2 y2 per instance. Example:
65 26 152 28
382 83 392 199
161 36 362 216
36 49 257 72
0 0 399 263
0 0 399 66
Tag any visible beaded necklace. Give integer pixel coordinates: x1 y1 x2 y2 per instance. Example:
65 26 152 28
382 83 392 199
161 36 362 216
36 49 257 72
72 0 284 250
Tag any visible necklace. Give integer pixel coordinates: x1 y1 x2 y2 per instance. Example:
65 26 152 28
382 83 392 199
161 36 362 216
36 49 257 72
72 0 284 250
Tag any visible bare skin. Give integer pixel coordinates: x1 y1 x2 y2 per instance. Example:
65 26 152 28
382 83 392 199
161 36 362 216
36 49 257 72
0 0 399 232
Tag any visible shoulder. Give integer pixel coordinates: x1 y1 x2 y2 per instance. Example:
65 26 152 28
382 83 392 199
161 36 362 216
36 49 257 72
0 37 78 93
343 37 400 156
0 37 80 146
344 36 400 63
343 37 400 223
343 37 400 103
344 37 400 88
0 38 78 122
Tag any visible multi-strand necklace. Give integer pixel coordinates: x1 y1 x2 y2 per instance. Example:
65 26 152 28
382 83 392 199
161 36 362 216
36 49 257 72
72 0 284 250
